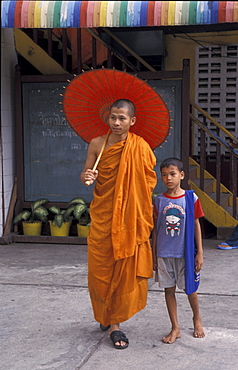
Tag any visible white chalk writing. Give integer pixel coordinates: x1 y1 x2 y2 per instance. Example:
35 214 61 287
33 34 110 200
71 143 81 150
39 112 68 126
42 129 77 138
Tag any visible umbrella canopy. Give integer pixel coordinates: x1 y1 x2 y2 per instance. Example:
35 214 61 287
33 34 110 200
63 68 170 149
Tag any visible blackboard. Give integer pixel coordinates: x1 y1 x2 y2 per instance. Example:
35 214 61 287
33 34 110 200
22 80 181 203
22 82 92 202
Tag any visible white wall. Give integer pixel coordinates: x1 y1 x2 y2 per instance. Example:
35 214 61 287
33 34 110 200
0 29 18 236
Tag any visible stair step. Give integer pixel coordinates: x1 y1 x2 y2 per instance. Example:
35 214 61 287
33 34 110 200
188 156 237 233
223 206 238 219
209 192 231 208
192 178 214 193
189 165 198 181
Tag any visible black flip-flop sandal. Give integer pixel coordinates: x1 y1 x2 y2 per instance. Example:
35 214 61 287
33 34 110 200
110 330 129 349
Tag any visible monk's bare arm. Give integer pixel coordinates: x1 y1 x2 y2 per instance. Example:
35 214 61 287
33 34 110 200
80 137 104 185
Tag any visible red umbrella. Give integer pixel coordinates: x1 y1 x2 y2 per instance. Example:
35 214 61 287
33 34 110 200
63 68 170 149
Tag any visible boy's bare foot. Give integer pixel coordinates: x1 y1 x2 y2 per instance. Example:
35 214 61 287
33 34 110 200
162 328 181 344
193 317 205 338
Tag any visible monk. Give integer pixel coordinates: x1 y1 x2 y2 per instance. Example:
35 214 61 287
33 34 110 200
80 99 157 349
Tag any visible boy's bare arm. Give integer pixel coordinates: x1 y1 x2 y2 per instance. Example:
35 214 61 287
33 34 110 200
194 218 203 272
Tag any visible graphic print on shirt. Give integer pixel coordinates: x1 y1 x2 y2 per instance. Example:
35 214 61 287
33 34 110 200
163 202 185 237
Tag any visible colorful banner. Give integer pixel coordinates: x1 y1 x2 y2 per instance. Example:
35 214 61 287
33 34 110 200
1 1 238 28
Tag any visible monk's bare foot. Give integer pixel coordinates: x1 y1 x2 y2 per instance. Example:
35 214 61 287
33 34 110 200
193 316 205 338
162 328 181 344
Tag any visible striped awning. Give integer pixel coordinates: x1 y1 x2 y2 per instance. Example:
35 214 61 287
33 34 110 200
1 1 238 29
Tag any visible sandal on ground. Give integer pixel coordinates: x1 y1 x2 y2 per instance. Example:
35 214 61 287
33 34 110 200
110 330 129 349
100 324 110 331
217 242 238 250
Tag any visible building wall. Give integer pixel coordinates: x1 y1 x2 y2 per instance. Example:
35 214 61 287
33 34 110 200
0 29 17 236
164 30 238 101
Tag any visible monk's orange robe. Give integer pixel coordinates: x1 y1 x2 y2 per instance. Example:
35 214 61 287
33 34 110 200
87 132 157 326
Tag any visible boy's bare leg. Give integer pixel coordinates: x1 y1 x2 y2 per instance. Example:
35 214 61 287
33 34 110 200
109 323 127 347
163 286 181 344
188 292 205 338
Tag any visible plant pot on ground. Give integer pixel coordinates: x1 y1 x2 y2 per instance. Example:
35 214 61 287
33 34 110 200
13 199 49 236
48 205 74 236
67 197 90 237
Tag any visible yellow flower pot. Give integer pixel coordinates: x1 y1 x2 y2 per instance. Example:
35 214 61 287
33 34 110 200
22 221 42 236
77 224 89 237
49 221 71 236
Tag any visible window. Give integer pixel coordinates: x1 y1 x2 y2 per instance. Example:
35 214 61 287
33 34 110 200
195 44 238 155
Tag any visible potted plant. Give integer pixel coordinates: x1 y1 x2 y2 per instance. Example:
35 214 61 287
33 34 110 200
67 197 90 237
48 205 74 236
13 198 49 236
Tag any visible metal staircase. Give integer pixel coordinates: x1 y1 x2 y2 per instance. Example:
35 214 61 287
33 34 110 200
14 28 69 74
189 156 237 225
189 102 238 238
14 27 157 75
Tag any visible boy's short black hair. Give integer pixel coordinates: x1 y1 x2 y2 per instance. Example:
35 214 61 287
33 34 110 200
160 157 184 172
110 99 135 117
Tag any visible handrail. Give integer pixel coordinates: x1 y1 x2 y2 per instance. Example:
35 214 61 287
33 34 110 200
85 28 139 72
190 101 238 144
189 113 238 159
101 27 157 72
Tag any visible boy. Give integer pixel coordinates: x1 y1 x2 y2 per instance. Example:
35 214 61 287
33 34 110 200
81 99 156 349
152 157 205 344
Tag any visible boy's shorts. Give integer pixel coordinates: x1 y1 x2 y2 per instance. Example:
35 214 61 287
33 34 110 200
156 257 185 290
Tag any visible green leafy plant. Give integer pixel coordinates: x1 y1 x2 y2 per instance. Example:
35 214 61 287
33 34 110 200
13 199 49 224
49 205 74 228
67 197 90 226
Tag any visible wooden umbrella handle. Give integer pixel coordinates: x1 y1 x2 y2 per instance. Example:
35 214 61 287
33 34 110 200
85 131 110 186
